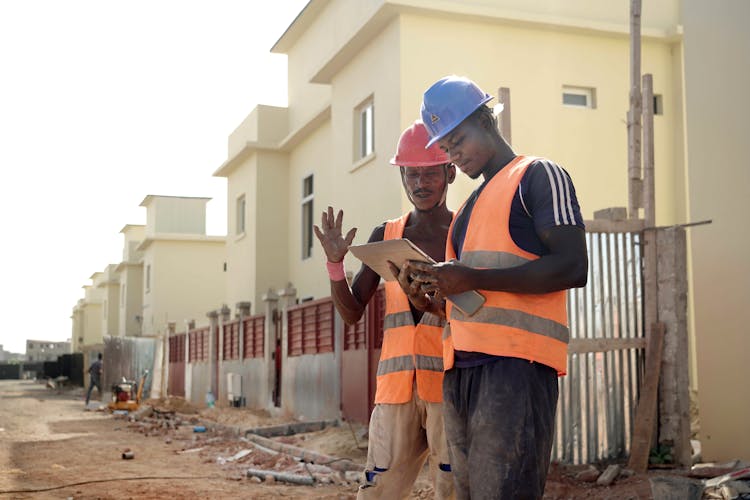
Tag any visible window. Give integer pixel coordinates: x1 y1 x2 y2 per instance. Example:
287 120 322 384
562 86 596 108
355 97 374 160
236 194 246 235
301 175 314 259
653 94 663 115
145 264 151 293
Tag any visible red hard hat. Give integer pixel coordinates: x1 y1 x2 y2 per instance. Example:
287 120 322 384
389 120 450 167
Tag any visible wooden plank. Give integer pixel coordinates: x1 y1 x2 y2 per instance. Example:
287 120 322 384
628 322 666 472
628 0 643 217
583 218 644 233
498 86 512 145
568 337 646 354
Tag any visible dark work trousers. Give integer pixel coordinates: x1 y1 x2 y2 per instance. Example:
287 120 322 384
85 376 101 405
442 357 558 500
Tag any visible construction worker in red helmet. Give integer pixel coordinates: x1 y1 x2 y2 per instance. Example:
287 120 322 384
314 120 456 499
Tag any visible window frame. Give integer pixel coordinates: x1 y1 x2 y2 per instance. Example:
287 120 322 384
236 194 246 236
562 85 597 109
301 174 314 260
353 96 375 164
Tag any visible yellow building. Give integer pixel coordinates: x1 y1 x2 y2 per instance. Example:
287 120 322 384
96 264 120 338
115 224 146 337
216 0 749 461
137 195 227 338
71 277 104 351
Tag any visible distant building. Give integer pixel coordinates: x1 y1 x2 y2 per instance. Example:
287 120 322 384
0 344 24 362
25 339 71 362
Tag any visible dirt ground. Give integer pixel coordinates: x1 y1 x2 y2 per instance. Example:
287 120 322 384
0 379 689 499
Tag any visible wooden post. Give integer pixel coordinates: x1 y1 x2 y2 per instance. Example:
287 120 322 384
498 86 512 145
642 72 658 348
643 74 655 227
628 322 666 472
628 0 643 218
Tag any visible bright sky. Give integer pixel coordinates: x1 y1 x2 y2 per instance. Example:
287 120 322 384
0 1 308 354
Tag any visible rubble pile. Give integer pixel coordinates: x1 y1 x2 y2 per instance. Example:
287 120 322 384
119 404 367 488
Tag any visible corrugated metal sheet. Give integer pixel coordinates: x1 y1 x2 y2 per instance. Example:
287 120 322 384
103 336 157 399
553 231 644 464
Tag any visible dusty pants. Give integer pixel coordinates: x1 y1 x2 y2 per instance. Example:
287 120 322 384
443 357 558 500
358 386 454 499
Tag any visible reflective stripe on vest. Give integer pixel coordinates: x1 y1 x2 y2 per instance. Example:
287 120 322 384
375 213 447 404
443 156 569 375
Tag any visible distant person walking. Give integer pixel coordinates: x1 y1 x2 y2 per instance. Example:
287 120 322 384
85 353 103 406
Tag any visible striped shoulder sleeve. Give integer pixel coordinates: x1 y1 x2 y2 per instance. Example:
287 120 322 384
520 159 585 231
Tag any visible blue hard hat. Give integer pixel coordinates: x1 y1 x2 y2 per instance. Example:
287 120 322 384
420 76 493 148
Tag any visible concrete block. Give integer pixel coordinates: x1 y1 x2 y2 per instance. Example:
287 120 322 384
649 476 702 500
596 464 621 486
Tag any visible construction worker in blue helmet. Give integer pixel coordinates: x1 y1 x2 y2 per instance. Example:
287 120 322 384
314 120 456 499
405 75 589 499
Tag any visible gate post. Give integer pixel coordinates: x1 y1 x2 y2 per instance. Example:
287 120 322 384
207 310 219 402
219 305 231 404
263 290 279 408
185 320 193 401
277 284 297 411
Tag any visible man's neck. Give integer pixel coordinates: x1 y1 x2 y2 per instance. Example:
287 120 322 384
482 140 516 182
408 205 452 227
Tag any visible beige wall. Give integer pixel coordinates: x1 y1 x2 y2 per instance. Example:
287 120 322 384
287 119 331 300
117 225 145 337
141 239 226 336
682 0 750 462
399 13 682 224
324 16 404 293
77 283 104 348
225 154 258 313
141 196 210 237
97 264 120 337
255 152 290 306
117 262 143 337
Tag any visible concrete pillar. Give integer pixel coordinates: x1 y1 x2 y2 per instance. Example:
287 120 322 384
164 321 175 397
263 289 279 408
207 310 219 400
276 284 297 412
657 227 692 468
184 320 191 401
333 308 343 419
218 305 232 404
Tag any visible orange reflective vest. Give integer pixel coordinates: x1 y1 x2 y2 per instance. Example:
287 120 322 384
375 213 446 404
443 156 569 376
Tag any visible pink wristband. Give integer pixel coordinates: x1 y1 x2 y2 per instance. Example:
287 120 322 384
326 261 346 281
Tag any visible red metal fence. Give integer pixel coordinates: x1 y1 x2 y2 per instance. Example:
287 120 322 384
168 333 185 397
242 314 265 358
222 319 240 360
287 297 334 356
188 326 210 363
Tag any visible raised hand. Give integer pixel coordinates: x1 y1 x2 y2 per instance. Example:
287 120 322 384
313 206 357 263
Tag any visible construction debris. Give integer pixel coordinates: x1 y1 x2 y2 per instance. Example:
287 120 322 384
597 464 621 486
246 468 314 485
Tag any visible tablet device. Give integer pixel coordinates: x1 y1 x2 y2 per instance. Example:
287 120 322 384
348 238 485 316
